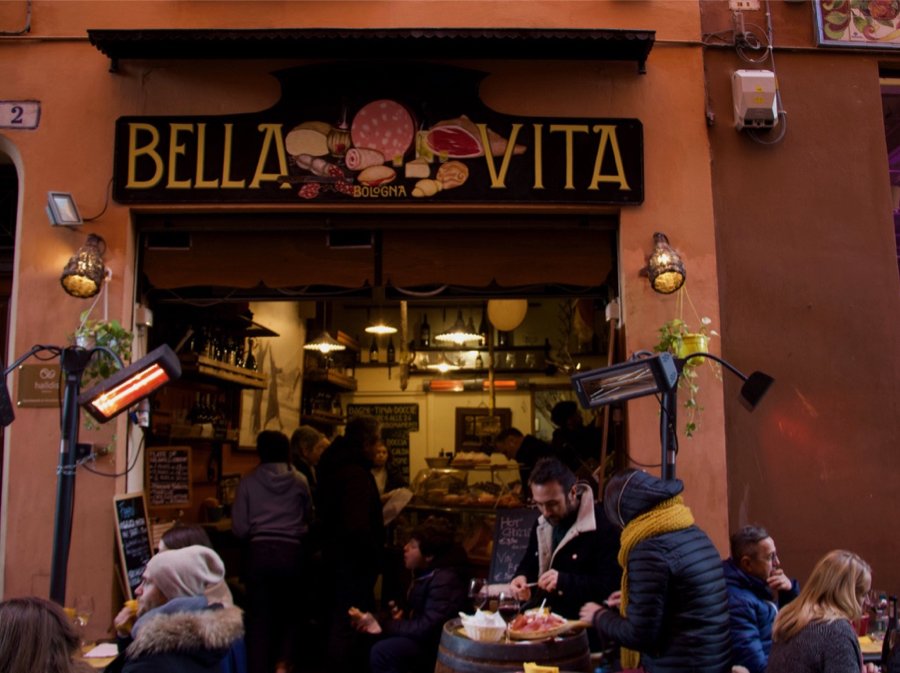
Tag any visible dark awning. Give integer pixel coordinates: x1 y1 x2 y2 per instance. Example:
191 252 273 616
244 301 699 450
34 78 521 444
87 28 655 73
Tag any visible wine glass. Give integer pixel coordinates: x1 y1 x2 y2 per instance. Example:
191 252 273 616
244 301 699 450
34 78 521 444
74 595 94 648
468 578 488 611
497 591 520 643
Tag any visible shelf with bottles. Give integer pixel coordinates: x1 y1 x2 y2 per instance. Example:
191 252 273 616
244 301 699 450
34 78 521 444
178 353 267 389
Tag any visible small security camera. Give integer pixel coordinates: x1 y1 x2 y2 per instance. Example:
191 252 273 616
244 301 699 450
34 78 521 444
732 70 778 131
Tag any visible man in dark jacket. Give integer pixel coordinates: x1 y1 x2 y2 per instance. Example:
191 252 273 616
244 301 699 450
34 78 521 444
350 516 469 673
317 414 386 673
109 545 244 673
510 457 621 620
579 469 731 673
722 525 799 673
494 427 551 495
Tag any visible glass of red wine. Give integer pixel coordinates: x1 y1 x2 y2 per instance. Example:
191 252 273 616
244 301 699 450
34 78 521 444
497 591 520 643
468 578 488 611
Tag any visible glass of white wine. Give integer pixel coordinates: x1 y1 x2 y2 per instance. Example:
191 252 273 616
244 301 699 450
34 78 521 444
74 595 94 647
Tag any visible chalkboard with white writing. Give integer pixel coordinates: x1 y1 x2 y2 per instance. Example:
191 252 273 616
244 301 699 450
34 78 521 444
113 492 154 598
147 446 192 507
488 507 540 584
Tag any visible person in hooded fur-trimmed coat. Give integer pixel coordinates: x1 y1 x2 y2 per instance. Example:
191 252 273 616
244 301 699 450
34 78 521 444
579 469 731 673
107 545 245 673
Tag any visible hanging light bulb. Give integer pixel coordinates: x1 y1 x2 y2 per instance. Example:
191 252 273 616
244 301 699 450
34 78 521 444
426 353 461 373
364 316 397 335
434 310 481 345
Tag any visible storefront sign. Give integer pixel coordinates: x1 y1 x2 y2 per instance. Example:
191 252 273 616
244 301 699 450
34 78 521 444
16 363 60 407
113 62 643 206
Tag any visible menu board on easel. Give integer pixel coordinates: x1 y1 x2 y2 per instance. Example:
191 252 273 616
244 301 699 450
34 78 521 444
113 492 154 599
488 507 540 584
147 446 192 508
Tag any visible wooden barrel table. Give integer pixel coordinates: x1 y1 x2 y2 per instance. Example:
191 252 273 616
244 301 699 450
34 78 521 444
435 619 591 673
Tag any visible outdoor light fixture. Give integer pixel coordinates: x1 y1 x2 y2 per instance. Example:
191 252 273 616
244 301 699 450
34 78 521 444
46 191 83 227
645 232 686 295
79 344 182 424
60 233 106 298
435 310 481 345
572 351 773 481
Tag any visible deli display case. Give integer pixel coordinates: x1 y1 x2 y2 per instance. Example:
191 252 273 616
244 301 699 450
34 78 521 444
400 462 527 566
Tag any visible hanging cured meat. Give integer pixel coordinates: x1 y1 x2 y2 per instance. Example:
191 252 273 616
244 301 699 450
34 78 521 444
351 100 415 164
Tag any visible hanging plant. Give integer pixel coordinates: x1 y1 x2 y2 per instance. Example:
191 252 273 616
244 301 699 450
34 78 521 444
653 289 720 437
70 310 134 439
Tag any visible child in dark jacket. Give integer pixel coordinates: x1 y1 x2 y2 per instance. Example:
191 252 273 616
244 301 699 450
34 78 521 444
349 516 470 673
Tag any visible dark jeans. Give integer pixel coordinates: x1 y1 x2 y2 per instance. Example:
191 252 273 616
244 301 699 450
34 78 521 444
243 540 303 673
325 557 379 673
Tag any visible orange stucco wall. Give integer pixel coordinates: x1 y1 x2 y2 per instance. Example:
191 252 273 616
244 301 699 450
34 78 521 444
0 0 732 635
702 1 900 593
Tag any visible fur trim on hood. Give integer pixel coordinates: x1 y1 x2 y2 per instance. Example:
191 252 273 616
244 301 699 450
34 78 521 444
127 605 243 659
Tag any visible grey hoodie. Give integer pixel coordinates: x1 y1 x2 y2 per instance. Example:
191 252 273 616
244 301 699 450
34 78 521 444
231 463 310 542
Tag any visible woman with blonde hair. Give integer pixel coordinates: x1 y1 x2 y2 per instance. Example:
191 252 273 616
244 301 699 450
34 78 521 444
0 596 91 673
767 549 878 673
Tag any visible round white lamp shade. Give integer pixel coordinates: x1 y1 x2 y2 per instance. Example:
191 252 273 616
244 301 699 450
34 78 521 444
486 299 528 332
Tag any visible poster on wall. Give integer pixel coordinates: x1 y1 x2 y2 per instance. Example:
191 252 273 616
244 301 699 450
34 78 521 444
238 304 303 449
815 0 900 49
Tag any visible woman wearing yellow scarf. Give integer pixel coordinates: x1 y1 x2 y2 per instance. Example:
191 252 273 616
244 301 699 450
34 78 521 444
579 469 731 673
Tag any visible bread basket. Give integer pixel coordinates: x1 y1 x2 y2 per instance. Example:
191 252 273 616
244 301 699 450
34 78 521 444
461 621 506 642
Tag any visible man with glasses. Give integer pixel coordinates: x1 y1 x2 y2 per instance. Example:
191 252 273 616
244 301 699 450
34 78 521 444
723 525 799 673
509 457 621 620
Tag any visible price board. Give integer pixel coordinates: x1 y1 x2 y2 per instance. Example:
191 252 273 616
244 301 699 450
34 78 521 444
147 446 192 508
113 492 154 598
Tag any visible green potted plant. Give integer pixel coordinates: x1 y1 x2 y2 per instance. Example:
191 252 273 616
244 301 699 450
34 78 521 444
72 310 134 388
654 315 719 437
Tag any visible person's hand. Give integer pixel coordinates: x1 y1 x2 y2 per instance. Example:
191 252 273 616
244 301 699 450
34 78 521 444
862 663 879 673
348 607 382 634
605 591 622 608
509 575 532 602
537 569 560 592
579 602 603 624
767 569 793 593
113 605 135 636
388 600 403 621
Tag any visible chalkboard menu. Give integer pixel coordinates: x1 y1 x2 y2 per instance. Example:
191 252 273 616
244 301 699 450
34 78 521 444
488 507 540 583
382 426 410 483
147 446 192 507
346 403 419 431
113 492 154 598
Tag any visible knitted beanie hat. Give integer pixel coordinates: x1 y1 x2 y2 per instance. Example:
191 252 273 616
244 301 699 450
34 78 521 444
144 544 225 599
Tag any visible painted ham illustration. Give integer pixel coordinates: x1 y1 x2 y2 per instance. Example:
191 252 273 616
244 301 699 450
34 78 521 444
350 99 415 164
426 115 527 159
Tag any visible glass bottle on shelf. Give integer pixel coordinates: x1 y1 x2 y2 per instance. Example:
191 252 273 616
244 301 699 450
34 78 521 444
369 337 379 363
387 337 396 364
497 330 509 348
475 353 484 369
478 306 489 345
419 314 431 348
244 338 257 370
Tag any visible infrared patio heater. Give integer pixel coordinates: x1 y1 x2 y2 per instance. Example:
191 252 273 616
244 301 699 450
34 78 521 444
570 351 773 481
1 343 180 605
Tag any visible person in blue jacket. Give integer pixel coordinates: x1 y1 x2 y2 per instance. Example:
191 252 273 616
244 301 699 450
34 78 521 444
349 516 469 673
722 525 799 673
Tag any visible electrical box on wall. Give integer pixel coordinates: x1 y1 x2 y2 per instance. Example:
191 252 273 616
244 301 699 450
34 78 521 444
732 69 778 130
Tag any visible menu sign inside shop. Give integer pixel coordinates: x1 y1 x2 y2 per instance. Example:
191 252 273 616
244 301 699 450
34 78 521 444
112 62 643 206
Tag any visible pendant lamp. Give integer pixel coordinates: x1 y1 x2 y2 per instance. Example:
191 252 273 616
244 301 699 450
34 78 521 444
61 233 106 299
303 302 346 354
646 232 686 295
435 310 480 345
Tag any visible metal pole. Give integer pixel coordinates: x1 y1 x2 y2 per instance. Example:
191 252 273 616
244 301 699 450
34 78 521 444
49 347 92 605
660 389 679 481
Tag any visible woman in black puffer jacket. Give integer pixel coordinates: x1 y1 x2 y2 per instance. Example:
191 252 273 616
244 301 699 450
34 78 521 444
580 469 731 673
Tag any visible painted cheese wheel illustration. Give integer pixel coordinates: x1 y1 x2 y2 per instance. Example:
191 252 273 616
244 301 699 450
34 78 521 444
350 100 415 163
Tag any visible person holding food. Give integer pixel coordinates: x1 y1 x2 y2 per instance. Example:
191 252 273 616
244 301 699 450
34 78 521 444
348 516 469 673
579 469 731 673
509 457 621 623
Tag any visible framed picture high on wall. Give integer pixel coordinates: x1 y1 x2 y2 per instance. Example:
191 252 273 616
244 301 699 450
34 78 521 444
455 407 512 454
